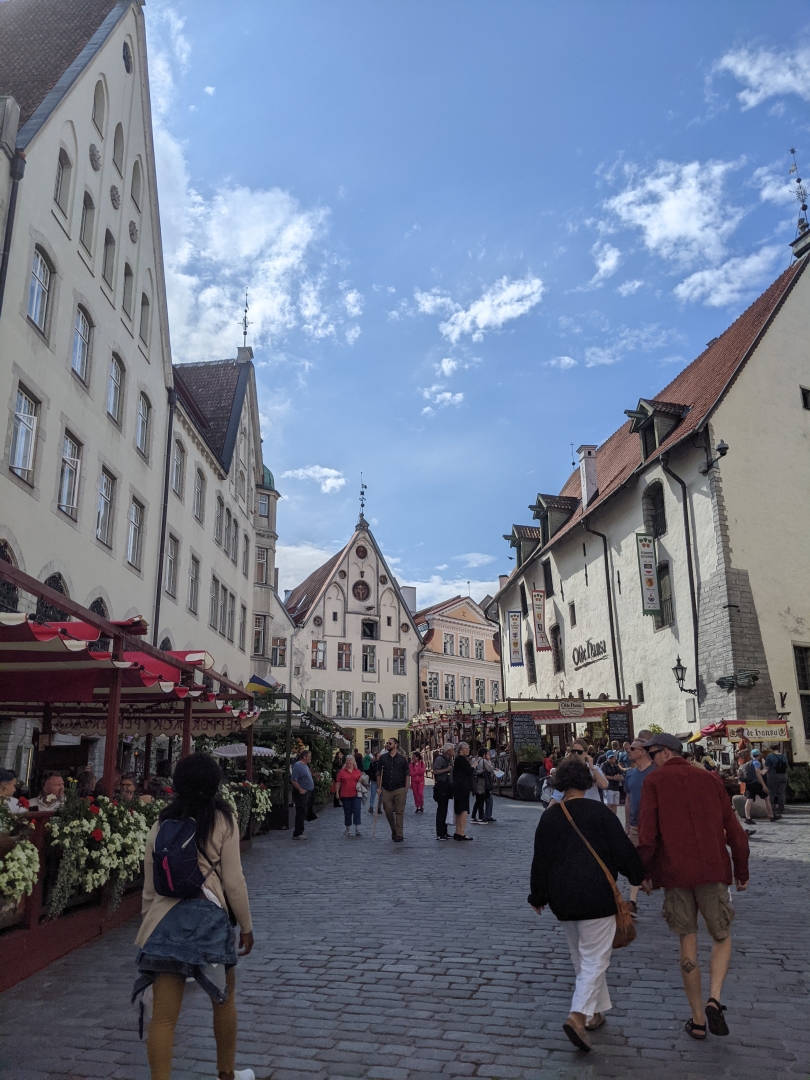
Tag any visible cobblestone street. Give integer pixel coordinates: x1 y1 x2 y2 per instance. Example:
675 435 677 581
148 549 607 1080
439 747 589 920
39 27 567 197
2 794 808 1080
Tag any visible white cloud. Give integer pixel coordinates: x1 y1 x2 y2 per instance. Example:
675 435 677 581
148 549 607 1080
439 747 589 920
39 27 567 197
617 279 644 296
420 385 465 411
584 324 678 367
751 164 797 207
454 553 496 568
276 542 336 594
435 564 449 570
673 246 783 307
414 289 457 316
546 355 577 370
399 575 500 609
715 45 810 110
605 159 744 267
587 241 621 286
203 85 215 96
343 289 364 317
144 6 349 363
280 465 347 494
438 275 544 344
345 325 361 346
437 357 459 377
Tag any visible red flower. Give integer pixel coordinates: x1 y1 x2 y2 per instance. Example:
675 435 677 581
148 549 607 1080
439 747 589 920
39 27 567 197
17 796 29 808
91 828 103 842
89 804 101 815
112 800 118 806
165 787 173 794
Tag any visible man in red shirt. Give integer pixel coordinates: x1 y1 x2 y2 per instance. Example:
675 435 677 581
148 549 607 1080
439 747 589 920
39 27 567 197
637 733 749 1042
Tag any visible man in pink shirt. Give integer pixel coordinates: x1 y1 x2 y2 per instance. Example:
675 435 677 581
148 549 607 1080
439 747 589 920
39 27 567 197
637 733 749 1042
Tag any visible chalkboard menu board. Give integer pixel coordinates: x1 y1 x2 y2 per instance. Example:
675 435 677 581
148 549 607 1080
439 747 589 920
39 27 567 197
607 710 631 743
511 715 544 753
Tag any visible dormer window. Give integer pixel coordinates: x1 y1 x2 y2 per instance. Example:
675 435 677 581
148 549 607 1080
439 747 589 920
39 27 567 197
625 399 688 461
528 495 579 543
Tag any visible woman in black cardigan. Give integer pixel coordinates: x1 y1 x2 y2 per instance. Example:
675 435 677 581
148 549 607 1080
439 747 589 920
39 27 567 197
529 757 644 1052
451 742 474 841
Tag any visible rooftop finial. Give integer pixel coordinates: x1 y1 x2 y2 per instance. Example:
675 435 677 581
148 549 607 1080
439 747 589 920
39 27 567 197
241 287 250 347
790 149 809 231
359 473 367 524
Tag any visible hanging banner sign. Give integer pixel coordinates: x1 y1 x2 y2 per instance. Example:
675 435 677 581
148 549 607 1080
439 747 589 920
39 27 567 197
530 589 551 651
508 611 523 666
636 533 662 617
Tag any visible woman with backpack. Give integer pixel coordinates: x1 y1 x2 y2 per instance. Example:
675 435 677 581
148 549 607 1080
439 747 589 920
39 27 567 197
134 752 255 1080
743 749 775 824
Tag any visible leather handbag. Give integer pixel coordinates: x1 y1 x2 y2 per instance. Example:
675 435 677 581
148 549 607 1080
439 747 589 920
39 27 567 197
558 799 637 949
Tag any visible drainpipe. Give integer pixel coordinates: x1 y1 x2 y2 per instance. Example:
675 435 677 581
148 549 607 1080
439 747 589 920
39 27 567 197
0 151 26 321
661 453 700 700
582 519 622 701
152 387 177 646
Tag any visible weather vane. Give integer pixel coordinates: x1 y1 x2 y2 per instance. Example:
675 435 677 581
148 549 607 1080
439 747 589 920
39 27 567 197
359 473 367 517
570 443 576 470
789 149 809 229
240 287 250 347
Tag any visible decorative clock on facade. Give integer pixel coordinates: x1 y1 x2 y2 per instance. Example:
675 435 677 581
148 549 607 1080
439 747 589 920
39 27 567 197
313 615 323 626
352 580 370 601
401 623 410 633
355 544 367 560
379 574 388 584
338 570 346 579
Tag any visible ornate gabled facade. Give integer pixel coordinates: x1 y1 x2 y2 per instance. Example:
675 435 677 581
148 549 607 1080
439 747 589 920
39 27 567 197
283 517 421 751
413 596 501 715
493 247 810 761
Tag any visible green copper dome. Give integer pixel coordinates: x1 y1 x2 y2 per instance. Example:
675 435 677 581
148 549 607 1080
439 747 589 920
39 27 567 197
262 465 275 490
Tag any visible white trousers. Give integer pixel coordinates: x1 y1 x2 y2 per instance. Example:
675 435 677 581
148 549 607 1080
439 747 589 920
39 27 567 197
561 915 616 1019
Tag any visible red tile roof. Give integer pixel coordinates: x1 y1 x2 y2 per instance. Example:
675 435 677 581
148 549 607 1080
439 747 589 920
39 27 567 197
0 0 123 127
284 549 346 625
512 525 544 540
494 255 807 598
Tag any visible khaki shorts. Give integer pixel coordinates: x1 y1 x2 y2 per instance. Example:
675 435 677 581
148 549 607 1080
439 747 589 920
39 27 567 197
662 883 734 941
626 824 639 846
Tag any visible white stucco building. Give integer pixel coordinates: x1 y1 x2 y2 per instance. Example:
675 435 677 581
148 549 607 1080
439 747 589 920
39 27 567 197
283 516 421 752
493 240 810 761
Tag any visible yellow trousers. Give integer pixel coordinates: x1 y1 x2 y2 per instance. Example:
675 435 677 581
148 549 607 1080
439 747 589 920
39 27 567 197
147 967 237 1080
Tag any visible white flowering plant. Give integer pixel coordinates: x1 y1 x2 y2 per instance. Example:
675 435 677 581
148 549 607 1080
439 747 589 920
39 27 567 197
0 802 40 906
46 781 164 917
221 781 272 837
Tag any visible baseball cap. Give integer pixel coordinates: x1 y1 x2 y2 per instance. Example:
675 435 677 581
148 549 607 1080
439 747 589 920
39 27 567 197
640 732 683 752
751 748 761 757
606 751 617 759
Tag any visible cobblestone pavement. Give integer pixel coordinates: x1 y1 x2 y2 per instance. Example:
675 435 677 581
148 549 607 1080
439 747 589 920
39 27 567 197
2 793 809 1080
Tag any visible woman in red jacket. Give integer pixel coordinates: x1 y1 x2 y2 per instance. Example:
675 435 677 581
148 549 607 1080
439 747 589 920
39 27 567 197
409 752 426 813
335 754 366 837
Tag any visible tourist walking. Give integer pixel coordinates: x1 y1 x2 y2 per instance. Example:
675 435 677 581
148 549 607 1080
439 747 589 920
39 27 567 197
601 752 623 814
291 749 315 840
637 733 749 1041
622 736 655 915
335 753 364 837
134 752 255 1080
451 742 474 841
529 757 644 1052
378 737 410 842
409 752 426 813
432 743 454 840
764 744 789 818
367 751 381 816
551 740 608 804
471 749 495 823
743 749 775 824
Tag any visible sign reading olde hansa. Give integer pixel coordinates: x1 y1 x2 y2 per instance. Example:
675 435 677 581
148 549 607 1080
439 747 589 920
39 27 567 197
572 638 608 670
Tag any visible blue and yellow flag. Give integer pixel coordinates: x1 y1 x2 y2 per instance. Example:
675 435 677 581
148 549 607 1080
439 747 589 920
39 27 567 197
246 673 281 694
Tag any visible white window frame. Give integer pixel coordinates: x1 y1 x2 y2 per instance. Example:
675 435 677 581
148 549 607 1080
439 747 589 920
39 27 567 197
255 546 268 583
458 636 470 658
126 499 143 567
311 640 327 669
238 604 247 650
193 470 205 521
209 575 219 628
57 432 81 517
392 647 406 675
474 639 484 661
71 308 91 380
9 388 38 478
361 691 376 719
491 680 500 703
171 441 184 496
427 672 439 699
475 678 486 704
136 394 150 455
226 592 235 641
392 693 407 721
443 633 454 655
270 637 286 666
165 535 178 596
107 355 123 421
219 583 227 635
362 643 376 673
253 615 266 656
444 674 456 701
188 555 200 613
28 250 50 330
96 470 115 546
242 534 249 577
214 497 223 543
309 689 325 713
102 230 115 286
459 675 471 703
337 642 352 671
258 493 269 517
335 690 352 718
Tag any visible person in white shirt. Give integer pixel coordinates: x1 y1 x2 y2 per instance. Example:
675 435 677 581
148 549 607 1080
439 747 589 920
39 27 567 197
551 740 608 804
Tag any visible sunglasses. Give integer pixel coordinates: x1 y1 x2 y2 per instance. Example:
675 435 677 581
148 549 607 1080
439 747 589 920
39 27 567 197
571 749 585 755
647 748 665 758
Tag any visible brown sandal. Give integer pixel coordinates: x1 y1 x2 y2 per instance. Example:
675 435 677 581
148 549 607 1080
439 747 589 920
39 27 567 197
563 1016 591 1052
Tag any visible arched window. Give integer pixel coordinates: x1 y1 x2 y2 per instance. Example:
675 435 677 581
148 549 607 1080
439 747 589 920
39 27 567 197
92 80 105 134
136 393 150 455
113 123 124 173
131 159 142 209
230 523 238 563
107 354 123 421
71 307 92 380
27 248 51 330
224 508 232 553
193 469 205 521
102 230 115 286
0 542 19 614
122 263 134 316
643 481 667 538
171 440 185 495
89 597 111 652
79 192 95 250
122 40 133 74
159 636 172 652
139 293 150 344
214 496 224 543
36 573 69 623
53 149 72 213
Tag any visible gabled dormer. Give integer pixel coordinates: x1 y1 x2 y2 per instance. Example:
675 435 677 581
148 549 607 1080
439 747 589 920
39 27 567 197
625 399 689 461
528 495 579 544
502 525 543 567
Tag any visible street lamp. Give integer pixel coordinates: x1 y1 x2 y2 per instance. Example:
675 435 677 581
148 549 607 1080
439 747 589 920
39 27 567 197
672 655 698 696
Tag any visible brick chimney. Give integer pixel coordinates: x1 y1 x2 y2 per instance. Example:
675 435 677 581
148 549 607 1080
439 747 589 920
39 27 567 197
577 444 598 511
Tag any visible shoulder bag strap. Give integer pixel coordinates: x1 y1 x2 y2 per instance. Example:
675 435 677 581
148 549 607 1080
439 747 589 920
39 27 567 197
557 799 625 911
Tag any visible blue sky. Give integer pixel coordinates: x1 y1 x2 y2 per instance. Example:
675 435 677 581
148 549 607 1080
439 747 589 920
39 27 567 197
146 1 809 605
